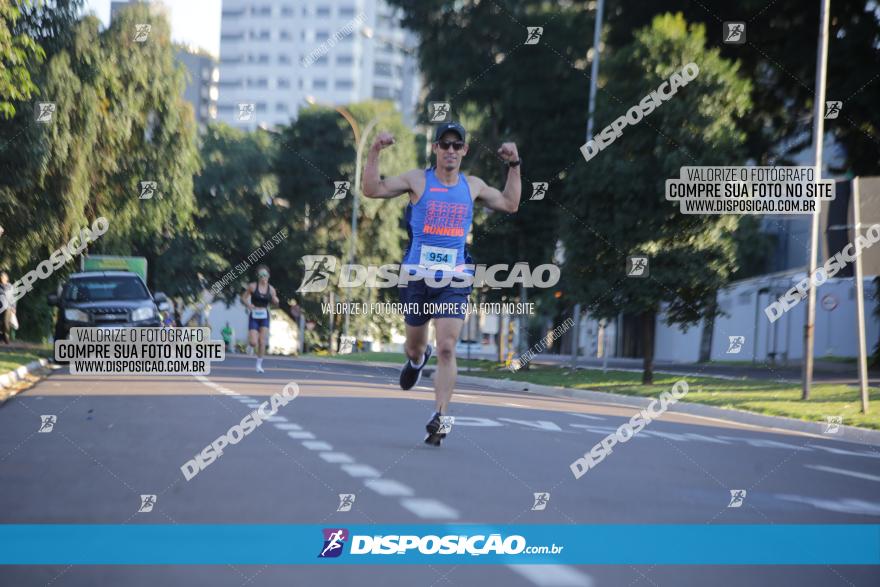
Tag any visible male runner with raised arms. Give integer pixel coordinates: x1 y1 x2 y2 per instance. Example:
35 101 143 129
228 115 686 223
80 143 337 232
363 121 521 445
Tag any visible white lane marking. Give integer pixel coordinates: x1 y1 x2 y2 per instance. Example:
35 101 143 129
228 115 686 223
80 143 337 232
641 430 695 442
678 432 731 445
364 479 415 497
302 441 333 451
341 464 381 478
274 423 302 431
568 413 606 421
498 418 563 431
505 403 528 408
452 416 504 427
716 436 808 451
569 423 618 435
319 452 355 464
805 464 880 483
267 416 287 423
507 565 593 587
287 431 316 440
400 498 459 519
194 375 239 397
776 494 880 516
807 444 880 460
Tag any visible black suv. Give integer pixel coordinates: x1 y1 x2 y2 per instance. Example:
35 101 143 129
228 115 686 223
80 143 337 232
49 271 170 340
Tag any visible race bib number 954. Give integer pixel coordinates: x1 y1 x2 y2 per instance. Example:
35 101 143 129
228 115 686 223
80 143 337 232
419 245 456 271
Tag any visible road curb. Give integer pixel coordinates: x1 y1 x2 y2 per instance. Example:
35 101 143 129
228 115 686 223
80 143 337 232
306 356 880 446
0 358 50 391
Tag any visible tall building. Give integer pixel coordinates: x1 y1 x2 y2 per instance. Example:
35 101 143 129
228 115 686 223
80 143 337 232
176 49 220 130
217 0 420 129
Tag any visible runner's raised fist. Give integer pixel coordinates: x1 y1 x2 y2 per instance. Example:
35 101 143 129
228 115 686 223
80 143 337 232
373 132 395 151
497 142 518 162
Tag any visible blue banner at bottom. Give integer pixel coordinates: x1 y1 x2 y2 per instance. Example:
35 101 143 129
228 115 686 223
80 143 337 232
1 525 878 565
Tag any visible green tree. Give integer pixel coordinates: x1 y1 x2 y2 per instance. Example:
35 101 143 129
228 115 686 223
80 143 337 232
603 0 880 175
561 13 752 383
0 3 199 339
188 122 281 301
87 6 200 265
0 0 44 119
274 100 417 347
386 0 592 315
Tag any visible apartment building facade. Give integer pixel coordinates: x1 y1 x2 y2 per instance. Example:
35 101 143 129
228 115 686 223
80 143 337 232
218 0 420 129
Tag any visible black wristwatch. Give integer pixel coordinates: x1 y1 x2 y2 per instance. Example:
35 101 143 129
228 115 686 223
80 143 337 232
507 159 521 168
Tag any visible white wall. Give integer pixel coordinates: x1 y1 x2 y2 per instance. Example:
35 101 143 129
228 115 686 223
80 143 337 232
654 308 704 363
205 298 250 346
205 297 299 355
592 272 879 364
708 275 878 362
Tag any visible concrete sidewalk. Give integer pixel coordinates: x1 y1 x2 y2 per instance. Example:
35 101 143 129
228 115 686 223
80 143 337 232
0 358 50 394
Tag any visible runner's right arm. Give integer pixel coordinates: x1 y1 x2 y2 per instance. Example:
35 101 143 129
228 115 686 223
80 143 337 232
240 283 254 310
362 132 415 199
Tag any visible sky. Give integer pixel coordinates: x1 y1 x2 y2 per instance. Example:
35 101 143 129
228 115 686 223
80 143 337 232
83 0 222 57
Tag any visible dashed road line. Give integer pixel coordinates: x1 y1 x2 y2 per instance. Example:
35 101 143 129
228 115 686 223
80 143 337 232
400 498 459 519
302 441 333 451
198 373 463 521
805 464 880 483
507 564 593 587
364 479 415 497
319 452 355 464
274 423 302 431
341 464 382 478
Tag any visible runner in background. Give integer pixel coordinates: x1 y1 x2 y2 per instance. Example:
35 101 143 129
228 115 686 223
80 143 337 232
241 265 279 373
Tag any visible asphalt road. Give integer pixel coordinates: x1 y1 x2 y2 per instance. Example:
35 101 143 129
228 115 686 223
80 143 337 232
1 355 879 586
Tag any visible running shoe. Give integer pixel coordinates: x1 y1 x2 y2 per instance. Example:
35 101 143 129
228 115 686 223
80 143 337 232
399 345 432 390
424 411 447 446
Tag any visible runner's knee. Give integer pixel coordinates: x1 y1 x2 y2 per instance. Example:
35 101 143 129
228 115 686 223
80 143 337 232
405 340 426 361
436 341 455 363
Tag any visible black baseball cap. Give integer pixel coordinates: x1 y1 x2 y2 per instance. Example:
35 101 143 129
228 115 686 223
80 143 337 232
433 121 466 143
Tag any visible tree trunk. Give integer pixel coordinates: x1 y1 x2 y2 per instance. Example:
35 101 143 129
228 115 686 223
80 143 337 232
641 309 657 385
519 281 530 370
698 298 717 363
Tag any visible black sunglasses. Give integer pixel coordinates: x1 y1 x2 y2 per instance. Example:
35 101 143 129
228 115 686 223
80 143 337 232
436 140 465 151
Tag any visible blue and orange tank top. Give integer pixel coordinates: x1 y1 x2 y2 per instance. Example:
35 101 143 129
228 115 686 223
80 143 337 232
402 168 474 277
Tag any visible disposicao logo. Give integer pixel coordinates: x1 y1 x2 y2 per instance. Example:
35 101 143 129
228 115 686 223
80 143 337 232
318 528 348 558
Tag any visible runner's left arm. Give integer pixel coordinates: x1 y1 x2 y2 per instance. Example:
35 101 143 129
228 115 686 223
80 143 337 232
270 286 280 306
475 142 521 213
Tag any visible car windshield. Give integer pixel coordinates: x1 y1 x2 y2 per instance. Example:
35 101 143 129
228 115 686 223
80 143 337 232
64 276 149 302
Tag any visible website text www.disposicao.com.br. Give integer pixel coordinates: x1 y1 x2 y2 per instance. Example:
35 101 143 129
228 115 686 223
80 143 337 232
318 530 564 559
